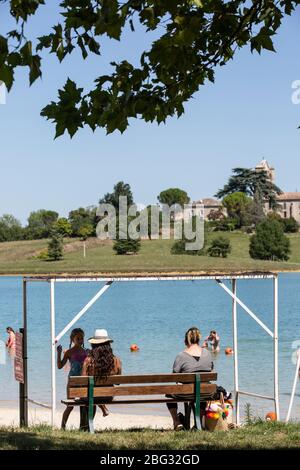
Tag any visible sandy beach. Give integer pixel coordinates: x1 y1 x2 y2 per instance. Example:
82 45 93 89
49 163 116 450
0 404 172 430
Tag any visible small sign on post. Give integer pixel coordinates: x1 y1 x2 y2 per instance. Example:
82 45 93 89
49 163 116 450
14 332 24 384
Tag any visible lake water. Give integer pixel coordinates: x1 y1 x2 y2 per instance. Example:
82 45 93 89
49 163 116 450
0 274 299 420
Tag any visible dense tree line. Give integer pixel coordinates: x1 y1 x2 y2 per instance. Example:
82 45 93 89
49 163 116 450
1 170 299 262
0 207 97 242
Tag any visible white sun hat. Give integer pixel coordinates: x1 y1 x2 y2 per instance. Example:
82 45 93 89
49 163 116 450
88 329 113 345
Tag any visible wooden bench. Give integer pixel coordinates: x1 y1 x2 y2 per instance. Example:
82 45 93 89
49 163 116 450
62 372 217 433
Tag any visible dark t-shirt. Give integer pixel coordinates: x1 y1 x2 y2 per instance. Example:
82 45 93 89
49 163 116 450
172 349 213 373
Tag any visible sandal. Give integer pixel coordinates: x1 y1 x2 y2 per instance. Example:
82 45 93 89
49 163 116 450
174 423 184 431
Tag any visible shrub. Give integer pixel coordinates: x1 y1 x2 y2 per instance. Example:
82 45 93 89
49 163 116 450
207 209 225 221
47 232 64 261
208 237 231 258
214 217 238 232
282 217 299 233
34 249 49 260
242 226 254 234
267 211 282 222
78 224 94 240
113 239 141 255
249 219 290 261
171 238 206 255
171 220 207 255
52 218 72 237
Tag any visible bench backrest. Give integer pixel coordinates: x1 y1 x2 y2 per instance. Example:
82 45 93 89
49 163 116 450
68 372 217 399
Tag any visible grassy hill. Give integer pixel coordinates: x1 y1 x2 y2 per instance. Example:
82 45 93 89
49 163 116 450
1 232 300 275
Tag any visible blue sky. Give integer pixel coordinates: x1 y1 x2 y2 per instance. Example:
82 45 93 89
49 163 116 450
1 2 300 224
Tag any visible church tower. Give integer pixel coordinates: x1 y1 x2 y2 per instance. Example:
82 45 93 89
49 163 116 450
255 159 275 183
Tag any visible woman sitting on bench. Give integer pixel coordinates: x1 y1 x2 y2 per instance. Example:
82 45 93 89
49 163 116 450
81 328 122 414
167 326 214 430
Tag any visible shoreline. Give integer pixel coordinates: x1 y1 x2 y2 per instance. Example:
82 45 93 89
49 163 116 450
0 404 172 430
2 269 300 277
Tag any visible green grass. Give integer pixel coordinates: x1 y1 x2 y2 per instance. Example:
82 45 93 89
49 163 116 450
0 422 299 449
1 233 300 275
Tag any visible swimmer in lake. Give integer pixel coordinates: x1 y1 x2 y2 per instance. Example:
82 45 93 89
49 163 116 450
203 330 220 352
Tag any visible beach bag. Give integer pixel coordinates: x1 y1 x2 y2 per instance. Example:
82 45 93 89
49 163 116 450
204 393 233 432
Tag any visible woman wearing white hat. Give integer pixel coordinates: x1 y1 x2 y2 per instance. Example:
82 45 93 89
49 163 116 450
81 329 122 417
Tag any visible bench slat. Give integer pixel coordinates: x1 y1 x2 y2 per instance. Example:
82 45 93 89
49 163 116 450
68 383 216 399
62 395 215 406
68 372 217 387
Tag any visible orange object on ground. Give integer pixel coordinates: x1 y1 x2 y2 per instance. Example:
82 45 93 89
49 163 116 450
265 412 277 421
130 344 139 352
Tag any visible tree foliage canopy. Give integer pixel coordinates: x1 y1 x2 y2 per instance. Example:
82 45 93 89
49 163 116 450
215 168 282 207
1 0 299 137
158 187 190 207
100 181 134 210
0 214 23 242
26 209 59 239
249 218 290 261
68 207 96 236
222 191 251 227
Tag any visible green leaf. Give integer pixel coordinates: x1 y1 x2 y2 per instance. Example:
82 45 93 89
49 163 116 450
0 36 8 55
77 36 88 59
7 52 22 67
189 0 203 7
55 121 66 139
260 35 276 52
36 35 52 51
0 64 14 91
20 41 33 62
29 55 42 85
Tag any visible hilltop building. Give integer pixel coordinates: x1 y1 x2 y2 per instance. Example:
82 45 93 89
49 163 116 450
255 158 275 183
255 159 300 224
174 158 300 223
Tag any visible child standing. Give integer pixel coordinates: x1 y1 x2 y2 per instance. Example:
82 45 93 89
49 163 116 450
57 327 108 429
5 327 16 350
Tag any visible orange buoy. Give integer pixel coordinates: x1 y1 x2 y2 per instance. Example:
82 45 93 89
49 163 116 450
225 347 234 355
130 344 139 352
265 412 277 421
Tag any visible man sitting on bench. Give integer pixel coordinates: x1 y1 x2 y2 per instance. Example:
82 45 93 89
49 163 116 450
167 326 214 430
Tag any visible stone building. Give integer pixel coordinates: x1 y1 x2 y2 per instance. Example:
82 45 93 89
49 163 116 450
255 158 275 183
174 159 300 224
275 193 300 223
255 159 300 224
173 198 225 222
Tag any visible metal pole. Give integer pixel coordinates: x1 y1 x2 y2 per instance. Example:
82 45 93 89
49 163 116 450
217 280 274 337
20 279 28 427
286 350 300 422
274 276 280 421
232 279 239 425
55 281 113 343
50 279 56 428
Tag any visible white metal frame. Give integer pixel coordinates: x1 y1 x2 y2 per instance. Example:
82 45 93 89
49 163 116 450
23 272 280 427
286 349 300 422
